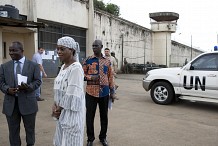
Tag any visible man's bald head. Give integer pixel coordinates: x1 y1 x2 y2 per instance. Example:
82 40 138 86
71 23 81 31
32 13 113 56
92 40 103 48
92 40 103 56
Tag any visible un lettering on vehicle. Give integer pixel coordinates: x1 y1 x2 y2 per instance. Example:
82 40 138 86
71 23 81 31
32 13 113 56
183 75 206 91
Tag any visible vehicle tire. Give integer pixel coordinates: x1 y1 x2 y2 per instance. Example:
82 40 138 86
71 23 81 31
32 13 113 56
150 81 175 105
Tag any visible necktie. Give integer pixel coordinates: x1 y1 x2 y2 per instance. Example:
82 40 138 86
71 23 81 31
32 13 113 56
16 61 21 75
15 61 21 86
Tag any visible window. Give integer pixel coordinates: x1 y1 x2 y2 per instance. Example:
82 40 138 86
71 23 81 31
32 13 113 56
191 54 218 71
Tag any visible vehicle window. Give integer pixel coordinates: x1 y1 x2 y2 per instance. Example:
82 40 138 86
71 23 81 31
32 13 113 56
191 54 218 71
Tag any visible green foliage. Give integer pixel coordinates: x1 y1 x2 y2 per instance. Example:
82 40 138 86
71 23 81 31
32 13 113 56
106 3 120 16
93 0 120 16
94 0 105 10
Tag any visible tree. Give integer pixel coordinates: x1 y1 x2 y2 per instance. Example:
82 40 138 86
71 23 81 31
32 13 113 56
93 0 105 11
105 3 120 16
93 0 120 16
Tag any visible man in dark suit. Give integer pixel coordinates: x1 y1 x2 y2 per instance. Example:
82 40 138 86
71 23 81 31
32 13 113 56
0 41 41 146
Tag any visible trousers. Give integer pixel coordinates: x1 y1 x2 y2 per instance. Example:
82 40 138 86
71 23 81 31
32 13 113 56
6 97 37 146
85 93 109 141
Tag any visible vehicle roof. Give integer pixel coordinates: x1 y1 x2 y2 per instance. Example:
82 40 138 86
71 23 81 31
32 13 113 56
193 51 218 60
203 51 218 54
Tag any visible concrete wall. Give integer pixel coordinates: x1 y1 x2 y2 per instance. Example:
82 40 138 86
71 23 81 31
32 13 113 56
150 21 177 67
152 32 171 66
0 0 29 16
0 0 89 65
94 10 204 69
0 1 204 70
0 29 2 64
0 0 88 28
23 32 36 59
171 41 203 66
36 0 88 28
2 32 35 62
150 21 177 32
2 33 24 62
94 10 152 69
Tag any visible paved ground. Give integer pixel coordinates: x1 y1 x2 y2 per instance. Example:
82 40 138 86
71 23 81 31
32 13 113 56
1 74 218 146
0 74 144 146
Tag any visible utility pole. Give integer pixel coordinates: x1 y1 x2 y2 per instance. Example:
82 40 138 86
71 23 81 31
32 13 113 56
144 37 146 73
217 33 218 46
191 35 192 60
121 34 124 70
166 33 167 66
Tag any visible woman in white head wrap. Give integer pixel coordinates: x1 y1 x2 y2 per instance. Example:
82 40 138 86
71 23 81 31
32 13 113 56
52 36 85 146
57 36 80 62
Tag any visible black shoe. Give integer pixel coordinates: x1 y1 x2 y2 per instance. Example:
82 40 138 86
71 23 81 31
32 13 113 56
87 141 93 146
100 139 108 146
37 97 44 101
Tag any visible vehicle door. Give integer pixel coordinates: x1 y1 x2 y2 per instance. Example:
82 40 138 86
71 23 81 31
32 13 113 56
180 53 218 99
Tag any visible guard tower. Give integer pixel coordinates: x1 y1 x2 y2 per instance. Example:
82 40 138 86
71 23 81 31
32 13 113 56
149 12 179 67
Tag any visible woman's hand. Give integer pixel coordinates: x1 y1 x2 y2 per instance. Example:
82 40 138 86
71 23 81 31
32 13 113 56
52 104 62 119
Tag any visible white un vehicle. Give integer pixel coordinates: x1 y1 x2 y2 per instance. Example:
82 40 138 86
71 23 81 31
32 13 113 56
143 52 218 105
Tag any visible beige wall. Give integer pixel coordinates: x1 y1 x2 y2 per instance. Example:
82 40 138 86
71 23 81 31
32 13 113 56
94 10 203 69
0 0 88 28
152 32 171 66
2 32 35 63
150 21 177 32
94 10 152 69
0 0 89 64
36 0 88 28
171 41 203 67
2 33 24 63
150 21 176 67
23 32 36 60
0 28 3 64
0 0 28 15
0 1 203 68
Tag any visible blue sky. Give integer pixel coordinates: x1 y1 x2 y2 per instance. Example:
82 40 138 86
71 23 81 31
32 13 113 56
103 0 218 52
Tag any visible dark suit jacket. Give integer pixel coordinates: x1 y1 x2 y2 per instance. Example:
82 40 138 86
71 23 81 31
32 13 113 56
0 58 42 116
